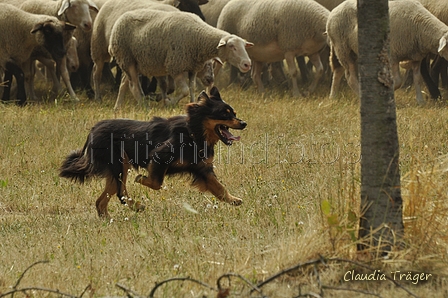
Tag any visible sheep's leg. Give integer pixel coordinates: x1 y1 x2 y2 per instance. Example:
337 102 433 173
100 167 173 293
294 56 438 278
284 52 300 97
155 76 168 102
213 61 223 79
22 60 38 101
38 58 62 95
92 62 104 101
4 61 26 105
57 58 79 102
171 72 190 105
329 64 344 98
126 64 145 105
252 61 265 93
411 61 425 105
188 71 197 103
307 52 324 94
1 69 13 101
391 62 402 90
345 61 359 95
114 73 130 111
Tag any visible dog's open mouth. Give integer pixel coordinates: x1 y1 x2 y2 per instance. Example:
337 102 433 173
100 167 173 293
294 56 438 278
215 125 241 145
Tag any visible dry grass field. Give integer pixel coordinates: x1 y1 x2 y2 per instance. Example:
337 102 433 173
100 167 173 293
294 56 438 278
1 77 448 297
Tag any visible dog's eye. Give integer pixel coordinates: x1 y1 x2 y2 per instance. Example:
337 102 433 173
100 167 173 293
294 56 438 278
224 108 235 117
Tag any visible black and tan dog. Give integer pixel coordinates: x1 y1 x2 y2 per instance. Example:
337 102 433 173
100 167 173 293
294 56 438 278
59 87 246 217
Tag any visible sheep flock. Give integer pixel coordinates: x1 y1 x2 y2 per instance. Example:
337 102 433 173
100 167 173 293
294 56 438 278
1 0 448 106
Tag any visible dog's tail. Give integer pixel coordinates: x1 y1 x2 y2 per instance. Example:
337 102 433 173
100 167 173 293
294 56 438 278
59 145 93 184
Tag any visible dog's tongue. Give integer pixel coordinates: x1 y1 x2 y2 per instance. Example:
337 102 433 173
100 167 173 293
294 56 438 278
222 128 241 141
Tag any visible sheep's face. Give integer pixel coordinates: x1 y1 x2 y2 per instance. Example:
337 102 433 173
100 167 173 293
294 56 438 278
31 20 76 60
58 0 99 32
197 59 218 87
217 35 253 73
66 37 79 72
176 0 206 21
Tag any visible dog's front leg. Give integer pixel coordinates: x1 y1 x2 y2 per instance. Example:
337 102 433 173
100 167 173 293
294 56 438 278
193 172 242 206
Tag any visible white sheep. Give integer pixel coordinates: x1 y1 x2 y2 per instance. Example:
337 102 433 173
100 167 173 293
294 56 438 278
418 0 448 23
108 8 252 110
20 0 98 32
19 0 98 101
417 0 448 92
327 0 448 104
70 0 107 98
201 0 231 27
0 3 76 105
91 0 206 102
217 0 329 97
0 0 26 6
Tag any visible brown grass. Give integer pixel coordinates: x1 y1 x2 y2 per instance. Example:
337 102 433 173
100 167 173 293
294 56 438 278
0 80 448 297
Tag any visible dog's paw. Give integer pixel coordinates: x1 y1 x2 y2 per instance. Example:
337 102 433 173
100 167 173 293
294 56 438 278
135 174 145 184
229 197 243 206
134 201 146 212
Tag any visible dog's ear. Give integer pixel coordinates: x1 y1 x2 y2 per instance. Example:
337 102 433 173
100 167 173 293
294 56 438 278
209 86 223 102
186 91 210 112
197 90 210 105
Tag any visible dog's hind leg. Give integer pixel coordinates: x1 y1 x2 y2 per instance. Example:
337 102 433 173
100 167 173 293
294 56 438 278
119 153 145 213
134 161 166 190
193 172 242 206
134 173 163 190
96 176 117 218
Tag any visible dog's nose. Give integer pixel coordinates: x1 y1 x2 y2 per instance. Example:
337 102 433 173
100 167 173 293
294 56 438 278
240 120 247 128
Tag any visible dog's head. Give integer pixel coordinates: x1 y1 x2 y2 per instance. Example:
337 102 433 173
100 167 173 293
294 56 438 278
187 87 247 146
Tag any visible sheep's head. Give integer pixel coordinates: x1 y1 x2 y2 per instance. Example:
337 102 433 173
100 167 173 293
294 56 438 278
58 0 99 32
31 19 76 60
174 0 206 21
217 35 253 73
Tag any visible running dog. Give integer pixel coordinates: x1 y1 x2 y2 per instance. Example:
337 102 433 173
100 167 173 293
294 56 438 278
59 87 246 217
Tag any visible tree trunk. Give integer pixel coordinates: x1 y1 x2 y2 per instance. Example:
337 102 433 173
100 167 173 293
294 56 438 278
357 0 404 254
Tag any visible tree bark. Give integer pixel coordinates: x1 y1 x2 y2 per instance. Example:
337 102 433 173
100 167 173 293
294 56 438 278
357 0 404 254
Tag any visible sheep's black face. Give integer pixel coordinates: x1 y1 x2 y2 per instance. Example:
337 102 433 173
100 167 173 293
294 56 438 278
32 21 76 60
41 23 66 60
177 0 206 21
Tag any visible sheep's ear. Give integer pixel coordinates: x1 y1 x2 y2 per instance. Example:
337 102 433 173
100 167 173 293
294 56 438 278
198 0 209 5
58 0 71 16
213 57 223 65
217 38 227 49
64 22 77 31
245 41 254 48
438 36 447 53
172 0 181 8
30 22 44 34
88 0 99 12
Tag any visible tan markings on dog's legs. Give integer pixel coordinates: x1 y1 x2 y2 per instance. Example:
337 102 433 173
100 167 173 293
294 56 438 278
120 153 145 213
134 163 165 190
96 175 117 218
135 174 162 190
193 173 242 206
